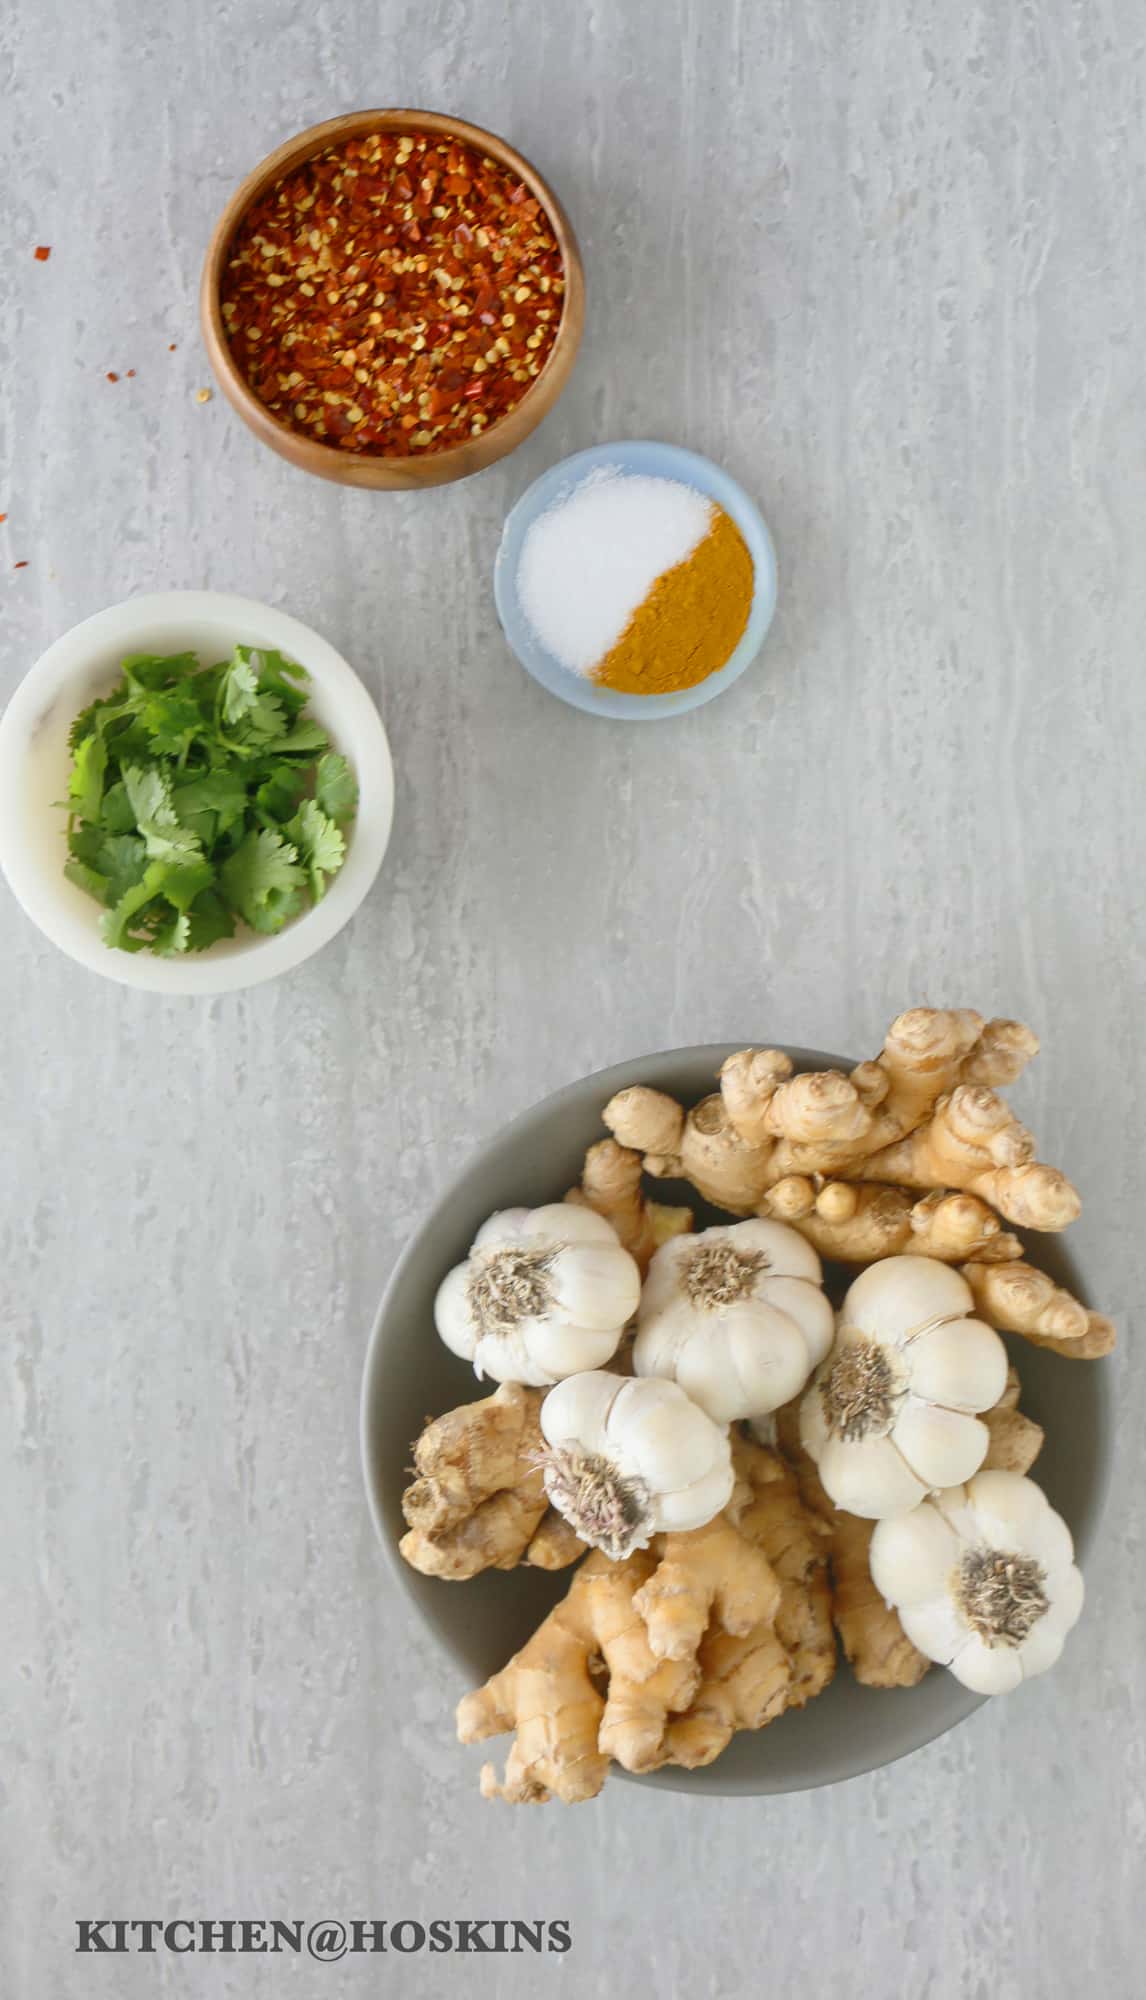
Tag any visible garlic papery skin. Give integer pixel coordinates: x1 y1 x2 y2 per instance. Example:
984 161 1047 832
869 1470 1084 1694
434 1205 641 1387
538 1371 735 1560
632 1220 834 1424
799 1255 1008 1519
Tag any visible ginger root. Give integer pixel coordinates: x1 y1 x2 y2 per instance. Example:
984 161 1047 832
727 1435 836 1708
603 1086 773 1213
831 1509 932 1689
982 1404 1045 1475
960 1258 1092 1345
524 1508 588 1569
759 1177 915 1260
607 1012 1076 1237
717 1047 795 1146
633 1507 793 1770
908 1189 1023 1262
1018 1311 1116 1360
400 1384 582 1581
654 1439 833 1768
457 1548 681 1802
769 1400 930 1688
857 1086 1080 1231
720 1011 1038 1182
633 1511 781 1664
460 1524 783 1800
972 1359 1046 1473
658 1623 791 1770
459 1442 836 1799
962 1263 1116 1359
759 1177 1022 1265
602 1085 686 1166
566 1138 692 1273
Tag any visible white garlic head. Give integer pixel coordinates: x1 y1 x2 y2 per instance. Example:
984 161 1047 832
538 1370 735 1560
870 1470 1084 1694
799 1255 1008 1518
434 1205 640 1387
632 1219 834 1424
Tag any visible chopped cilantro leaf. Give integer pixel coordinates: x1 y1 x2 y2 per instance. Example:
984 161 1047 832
150 911 192 957
248 887 305 934
95 833 149 905
159 859 216 912
68 732 108 822
173 768 249 834
219 827 306 932
100 863 172 950
254 763 305 823
64 858 110 902
99 781 138 834
140 686 205 758
315 751 358 823
122 763 177 831
184 889 235 953
219 653 260 726
260 717 328 756
288 799 345 903
123 651 199 691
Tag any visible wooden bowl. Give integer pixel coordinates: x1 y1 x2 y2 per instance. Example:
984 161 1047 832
200 109 586 490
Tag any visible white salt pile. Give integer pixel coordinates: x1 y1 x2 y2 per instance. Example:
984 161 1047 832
516 467 714 676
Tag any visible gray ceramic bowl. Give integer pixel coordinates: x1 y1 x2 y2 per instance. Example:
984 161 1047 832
360 1045 1113 1796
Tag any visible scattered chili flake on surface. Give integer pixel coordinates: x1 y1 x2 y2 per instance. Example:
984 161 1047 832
107 371 120 383
195 387 213 403
169 342 178 351
0 514 7 524
14 560 28 569
218 130 565 457
34 245 51 262
126 368 136 378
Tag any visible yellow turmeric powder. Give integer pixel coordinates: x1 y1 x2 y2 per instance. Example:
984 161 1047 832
593 508 754 695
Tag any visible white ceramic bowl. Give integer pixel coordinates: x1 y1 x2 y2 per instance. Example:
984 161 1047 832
0 591 394 994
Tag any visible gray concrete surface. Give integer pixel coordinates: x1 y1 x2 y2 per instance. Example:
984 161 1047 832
2 1 1143 1994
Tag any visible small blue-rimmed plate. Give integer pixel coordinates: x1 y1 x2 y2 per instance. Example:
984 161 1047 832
494 441 777 720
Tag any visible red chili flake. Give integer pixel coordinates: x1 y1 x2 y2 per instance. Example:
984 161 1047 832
33 245 51 262
219 129 565 457
106 371 119 383
126 369 136 378
0 514 6 524
14 560 28 569
168 343 177 351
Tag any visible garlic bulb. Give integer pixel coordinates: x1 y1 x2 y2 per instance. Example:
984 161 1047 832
799 1255 1008 1518
539 1370 734 1559
869 1470 1084 1693
434 1205 640 1387
632 1220 834 1423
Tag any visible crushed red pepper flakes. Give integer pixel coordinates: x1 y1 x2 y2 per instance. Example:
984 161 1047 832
106 371 120 383
219 129 565 457
0 514 7 524
169 342 178 351
14 560 28 569
33 245 51 262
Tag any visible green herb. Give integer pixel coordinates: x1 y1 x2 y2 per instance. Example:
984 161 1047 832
59 645 357 956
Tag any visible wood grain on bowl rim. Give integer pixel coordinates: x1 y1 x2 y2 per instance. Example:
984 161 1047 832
359 1044 1114 1797
200 108 586 490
